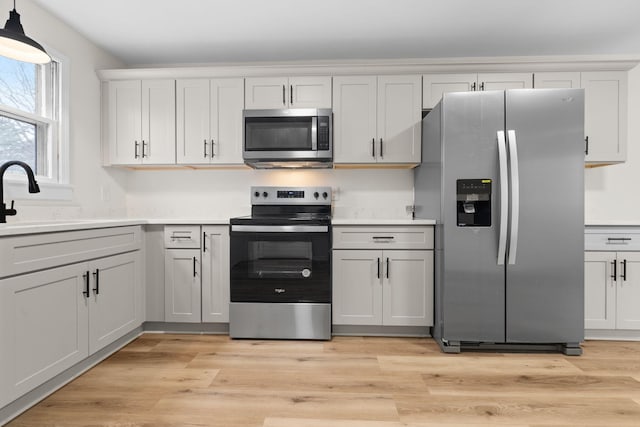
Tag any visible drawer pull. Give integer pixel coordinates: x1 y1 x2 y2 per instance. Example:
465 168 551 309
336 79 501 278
372 236 395 241
606 237 632 244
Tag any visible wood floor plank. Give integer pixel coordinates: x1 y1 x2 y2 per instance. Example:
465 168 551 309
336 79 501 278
395 394 640 425
323 336 439 356
378 355 584 376
422 372 640 398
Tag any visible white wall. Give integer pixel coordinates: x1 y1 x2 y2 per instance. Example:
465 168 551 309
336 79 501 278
125 168 414 220
584 64 640 223
1 0 127 222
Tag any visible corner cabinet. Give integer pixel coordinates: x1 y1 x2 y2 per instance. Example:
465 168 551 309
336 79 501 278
534 71 628 164
176 78 244 165
0 226 143 409
422 73 533 109
332 75 422 165
584 228 640 339
244 76 332 109
105 79 176 165
332 226 434 329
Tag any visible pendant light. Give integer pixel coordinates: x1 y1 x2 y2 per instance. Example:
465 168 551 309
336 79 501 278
0 0 50 64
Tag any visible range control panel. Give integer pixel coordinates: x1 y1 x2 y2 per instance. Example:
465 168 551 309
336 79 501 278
251 186 332 205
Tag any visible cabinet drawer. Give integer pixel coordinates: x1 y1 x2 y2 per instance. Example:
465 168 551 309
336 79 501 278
585 229 640 251
0 226 142 278
164 225 201 249
333 226 433 250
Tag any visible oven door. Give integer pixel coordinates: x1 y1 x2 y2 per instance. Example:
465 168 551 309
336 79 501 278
230 224 331 303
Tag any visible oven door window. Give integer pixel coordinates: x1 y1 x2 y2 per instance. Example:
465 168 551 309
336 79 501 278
245 117 313 151
230 231 331 303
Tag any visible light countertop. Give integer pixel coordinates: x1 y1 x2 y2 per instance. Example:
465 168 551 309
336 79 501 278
0 217 436 237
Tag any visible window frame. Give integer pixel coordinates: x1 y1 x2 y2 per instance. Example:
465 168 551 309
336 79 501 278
0 48 71 201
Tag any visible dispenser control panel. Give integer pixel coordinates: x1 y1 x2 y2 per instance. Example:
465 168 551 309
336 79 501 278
456 179 491 227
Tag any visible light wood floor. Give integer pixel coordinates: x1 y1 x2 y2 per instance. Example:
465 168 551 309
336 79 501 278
7 334 640 426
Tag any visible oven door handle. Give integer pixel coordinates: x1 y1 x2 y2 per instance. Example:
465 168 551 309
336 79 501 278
231 225 329 233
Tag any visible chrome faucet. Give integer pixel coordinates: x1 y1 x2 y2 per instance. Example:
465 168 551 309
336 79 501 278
0 161 41 223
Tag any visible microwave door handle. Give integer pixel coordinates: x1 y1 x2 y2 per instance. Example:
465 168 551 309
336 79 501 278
311 116 318 150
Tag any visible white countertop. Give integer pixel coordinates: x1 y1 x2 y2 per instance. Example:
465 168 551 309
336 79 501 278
331 218 436 225
0 216 436 237
586 221 640 227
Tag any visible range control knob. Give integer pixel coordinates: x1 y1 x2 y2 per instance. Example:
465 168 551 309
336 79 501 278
263 191 268 198
322 192 328 199
254 191 260 198
313 192 319 199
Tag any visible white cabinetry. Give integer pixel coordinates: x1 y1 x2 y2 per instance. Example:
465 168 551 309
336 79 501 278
245 76 332 109
584 228 640 339
422 73 533 109
176 78 244 164
106 79 176 165
534 71 628 164
163 225 230 323
332 226 434 328
333 75 422 164
202 226 230 322
0 227 143 409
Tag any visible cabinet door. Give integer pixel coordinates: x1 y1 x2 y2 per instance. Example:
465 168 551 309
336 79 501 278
165 249 201 323
289 76 332 108
616 252 640 330
584 251 616 330
582 71 627 163
332 250 382 325
245 77 288 109
89 252 142 354
201 226 230 322
534 72 581 89
422 73 477 109
211 78 245 164
0 264 89 405
332 75 377 163
108 80 141 165
176 79 211 164
377 75 422 163
478 73 533 90
382 250 433 326
141 79 176 164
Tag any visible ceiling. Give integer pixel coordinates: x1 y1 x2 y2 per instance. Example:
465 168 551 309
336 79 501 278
31 0 640 66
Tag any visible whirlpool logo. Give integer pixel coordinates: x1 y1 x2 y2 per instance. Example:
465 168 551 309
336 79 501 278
274 288 286 294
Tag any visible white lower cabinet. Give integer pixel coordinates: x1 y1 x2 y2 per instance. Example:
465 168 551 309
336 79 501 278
585 251 640 332
0 250 142 408
163 225 230 323
332 225 434 328
332 249 433 327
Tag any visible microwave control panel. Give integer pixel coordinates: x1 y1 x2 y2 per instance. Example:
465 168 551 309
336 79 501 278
317 116 330 151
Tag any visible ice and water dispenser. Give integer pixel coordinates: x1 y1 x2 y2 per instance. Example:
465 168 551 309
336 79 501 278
456 179 491 227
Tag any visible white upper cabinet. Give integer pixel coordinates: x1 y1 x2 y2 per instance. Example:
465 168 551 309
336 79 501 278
581 71 627 164
176 78 244 165
333 75 422 165
422 73 533 109
107 79 176 165
245 76 332 109
535 71 628 164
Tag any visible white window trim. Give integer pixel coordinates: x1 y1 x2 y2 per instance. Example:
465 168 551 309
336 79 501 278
1 46 72 202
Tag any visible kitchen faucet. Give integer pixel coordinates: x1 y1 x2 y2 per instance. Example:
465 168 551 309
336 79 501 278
0 160 41 223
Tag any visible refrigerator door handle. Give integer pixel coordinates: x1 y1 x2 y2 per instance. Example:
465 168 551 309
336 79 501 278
497 130 509 265
507 129 520 265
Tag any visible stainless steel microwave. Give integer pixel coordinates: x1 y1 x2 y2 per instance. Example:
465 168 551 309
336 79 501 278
242 108 333 169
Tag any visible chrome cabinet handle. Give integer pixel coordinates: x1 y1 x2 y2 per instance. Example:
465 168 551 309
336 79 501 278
372 138 375 158
621 259 627 281
585 136 589 156
204 139 208 157
282 85 286 105
471 82 477 91
193 257 197 277
377 257 381 279
290 85 293 105
142 140 147 158
479 82 485 91
134 141 139 159
611 260 617 282
203 231 206 252
380 138 384 159
211 139 215 158
386 257 390 279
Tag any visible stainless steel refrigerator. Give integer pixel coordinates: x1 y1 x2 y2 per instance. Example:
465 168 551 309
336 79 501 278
414 89 584 355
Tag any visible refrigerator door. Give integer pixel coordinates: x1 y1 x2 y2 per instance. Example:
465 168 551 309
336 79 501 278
440 91 506 343
504 89 584 343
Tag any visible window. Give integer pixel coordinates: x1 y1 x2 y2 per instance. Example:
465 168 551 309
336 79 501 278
0 56 59 182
